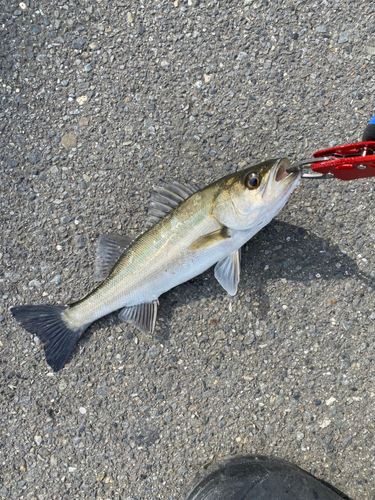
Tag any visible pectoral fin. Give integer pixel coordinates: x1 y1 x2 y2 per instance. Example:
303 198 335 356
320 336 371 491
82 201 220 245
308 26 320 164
119 300 158 334
214 249 241 296
189 227 231 251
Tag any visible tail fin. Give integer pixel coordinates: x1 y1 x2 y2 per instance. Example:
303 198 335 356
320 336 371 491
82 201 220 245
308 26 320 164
11 305 89 372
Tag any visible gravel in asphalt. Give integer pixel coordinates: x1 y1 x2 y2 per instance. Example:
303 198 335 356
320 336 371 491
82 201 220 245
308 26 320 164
1 0 375 499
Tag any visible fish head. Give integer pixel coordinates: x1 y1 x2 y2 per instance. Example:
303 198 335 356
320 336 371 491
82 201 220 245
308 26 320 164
212 158 301 230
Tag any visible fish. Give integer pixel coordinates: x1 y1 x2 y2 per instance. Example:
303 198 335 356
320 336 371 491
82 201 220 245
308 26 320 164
11 158 301 371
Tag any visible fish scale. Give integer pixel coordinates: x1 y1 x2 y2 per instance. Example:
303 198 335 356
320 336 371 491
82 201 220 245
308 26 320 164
66 200 219 328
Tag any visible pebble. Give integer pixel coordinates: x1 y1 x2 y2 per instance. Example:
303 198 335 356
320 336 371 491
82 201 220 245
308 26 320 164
28 151 41 164
127 12 134 24
342 437 352 450
320 419 331 429
57 379 68 393
232 340 244 351
338 31 349 44
78 117 89 127
61 132 77 149
51 274 61 285
326 397 337 406
96 472 106 482
148 346 160 359
75 235 87 249
79 407 87 415
218 135 231 142
76 96 88 105
30 25 41 35
84 64 92 73
264 424 273 435
275 395 284 407
28 279 41 288
73 38 86 50
4 158 19 167
34 436 42 446
237 52 247 61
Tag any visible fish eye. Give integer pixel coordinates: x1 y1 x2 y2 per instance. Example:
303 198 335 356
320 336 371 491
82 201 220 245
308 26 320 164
245 173 260 189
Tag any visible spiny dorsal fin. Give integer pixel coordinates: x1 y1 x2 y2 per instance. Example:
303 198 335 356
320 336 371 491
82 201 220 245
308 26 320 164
118 300 158 334
93 234 133 282
146 180 196 228
214 248 241 296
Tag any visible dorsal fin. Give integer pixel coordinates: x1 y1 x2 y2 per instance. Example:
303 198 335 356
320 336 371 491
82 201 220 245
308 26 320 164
146 180 196 228
93 234 133 282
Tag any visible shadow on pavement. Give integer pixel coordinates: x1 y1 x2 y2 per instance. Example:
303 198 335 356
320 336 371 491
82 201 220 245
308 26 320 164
86 219 373 343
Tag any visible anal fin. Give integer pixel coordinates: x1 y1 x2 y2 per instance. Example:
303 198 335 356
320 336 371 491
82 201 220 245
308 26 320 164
214 249 241 296
119 300 158 334
94 234 133 282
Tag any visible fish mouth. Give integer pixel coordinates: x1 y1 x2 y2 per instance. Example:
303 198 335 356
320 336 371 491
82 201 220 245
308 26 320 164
275 159 291 182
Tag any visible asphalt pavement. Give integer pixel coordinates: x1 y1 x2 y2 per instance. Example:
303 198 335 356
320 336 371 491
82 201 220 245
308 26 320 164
1 0 375 498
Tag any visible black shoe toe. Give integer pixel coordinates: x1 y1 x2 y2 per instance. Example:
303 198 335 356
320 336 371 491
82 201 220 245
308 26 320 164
184 455 350 500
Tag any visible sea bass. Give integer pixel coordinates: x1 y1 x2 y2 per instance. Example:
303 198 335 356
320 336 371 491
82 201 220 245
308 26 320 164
11 158 300 371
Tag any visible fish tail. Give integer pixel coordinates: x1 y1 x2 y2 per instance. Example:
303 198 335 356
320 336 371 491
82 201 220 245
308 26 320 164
11 305 90 372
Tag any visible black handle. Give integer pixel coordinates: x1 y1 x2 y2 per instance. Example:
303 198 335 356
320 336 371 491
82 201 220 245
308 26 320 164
362 115 375 141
